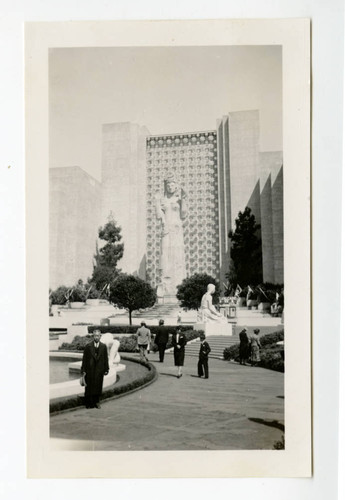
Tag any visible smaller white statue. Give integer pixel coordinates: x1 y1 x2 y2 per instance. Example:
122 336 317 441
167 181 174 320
198 284 228 323
101 333 121 366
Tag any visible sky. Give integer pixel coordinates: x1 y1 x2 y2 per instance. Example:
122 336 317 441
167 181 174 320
49 45 282 181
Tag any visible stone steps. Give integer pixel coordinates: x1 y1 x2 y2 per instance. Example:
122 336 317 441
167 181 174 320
131 304 180 318
183 335 238 359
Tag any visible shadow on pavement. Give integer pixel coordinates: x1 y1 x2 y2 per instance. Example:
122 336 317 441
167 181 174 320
159 372 179 378
248 418 285 432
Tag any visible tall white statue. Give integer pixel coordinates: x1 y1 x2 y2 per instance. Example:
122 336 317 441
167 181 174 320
199 284 227 323
155 173 187 296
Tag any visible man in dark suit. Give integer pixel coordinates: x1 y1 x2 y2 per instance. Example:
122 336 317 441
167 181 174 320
198 333 211 379
81 329 109 409
154 319 169 362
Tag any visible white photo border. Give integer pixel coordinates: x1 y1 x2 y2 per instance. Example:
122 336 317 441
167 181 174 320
26 18 311 478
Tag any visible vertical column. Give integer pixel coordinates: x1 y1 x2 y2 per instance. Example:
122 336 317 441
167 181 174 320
271 165 284 283
101 122 149 277
217 119 225 280
49 167 101 289
259 152 275 283
218 116 232 286
228 110 261 229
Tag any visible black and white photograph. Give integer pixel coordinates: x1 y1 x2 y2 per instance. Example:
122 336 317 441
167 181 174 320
25 19 311 478
48 43 285 448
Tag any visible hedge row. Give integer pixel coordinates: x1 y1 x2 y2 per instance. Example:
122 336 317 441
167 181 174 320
50 355 157 414
87 325 192 335
59 334 137 353
59 329 202 353
223 330 285 372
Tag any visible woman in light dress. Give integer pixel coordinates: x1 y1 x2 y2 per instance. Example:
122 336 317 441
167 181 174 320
249 328 261 366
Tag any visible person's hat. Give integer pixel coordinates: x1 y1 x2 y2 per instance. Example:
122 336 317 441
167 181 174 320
200 333 206 340
254 328 260 333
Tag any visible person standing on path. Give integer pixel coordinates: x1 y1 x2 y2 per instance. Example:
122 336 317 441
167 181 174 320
249 328 261 367
239 327 250 365
136 321 151 363
172 326 187 378
154 319 169 362
81 329 109 409
197 333 211 379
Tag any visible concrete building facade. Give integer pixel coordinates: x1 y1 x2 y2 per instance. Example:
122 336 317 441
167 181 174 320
49 110 283 293
217 111 283 285
49 167 101 290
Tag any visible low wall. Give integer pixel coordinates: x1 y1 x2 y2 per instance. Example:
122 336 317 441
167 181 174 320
49 351 126 400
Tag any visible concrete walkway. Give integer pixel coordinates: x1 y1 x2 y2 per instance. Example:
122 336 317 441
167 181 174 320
50 353 284 451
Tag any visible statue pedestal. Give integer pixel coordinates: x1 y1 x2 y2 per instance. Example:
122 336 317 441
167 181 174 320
193 322 233 336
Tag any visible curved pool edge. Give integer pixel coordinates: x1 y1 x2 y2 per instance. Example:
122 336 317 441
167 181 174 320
49 351 126 400
50 353 157 416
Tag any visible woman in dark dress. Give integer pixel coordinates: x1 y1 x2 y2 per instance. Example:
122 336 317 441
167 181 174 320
172 327 187 378
239 327 250 365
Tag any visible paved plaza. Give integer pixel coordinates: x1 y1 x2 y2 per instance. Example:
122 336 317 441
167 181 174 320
50 353 284 451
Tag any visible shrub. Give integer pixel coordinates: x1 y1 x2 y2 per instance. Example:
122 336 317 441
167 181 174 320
260 348 285 372
59 334 137 353
176 273 220 310
50 286 70 305
87 286 101 299
259 330 284 347
59 335 90 351
223 344 239 361
70 287 87 302
257 288 275 304
119 335 137 352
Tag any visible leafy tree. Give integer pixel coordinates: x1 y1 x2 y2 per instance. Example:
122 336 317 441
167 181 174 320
176 273 220 311
89 265 118 292
227 207 263 287
90 214 124 290
109 274 157 325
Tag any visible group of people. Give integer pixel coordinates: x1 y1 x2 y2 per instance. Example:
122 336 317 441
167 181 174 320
135 320 211 379
239 327 261 366
80 322 261 410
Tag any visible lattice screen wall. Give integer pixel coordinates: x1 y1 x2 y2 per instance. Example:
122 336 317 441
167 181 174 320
146 131 220 289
